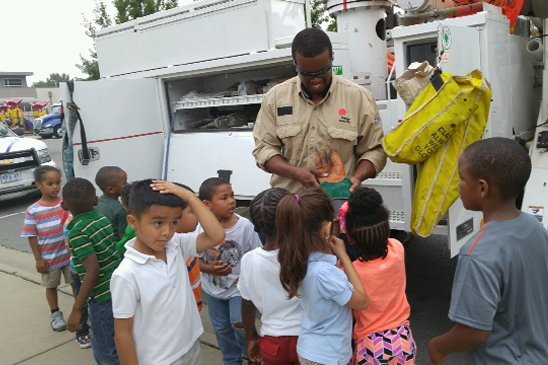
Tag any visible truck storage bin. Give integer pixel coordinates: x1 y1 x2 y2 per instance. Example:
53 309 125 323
95 0 307 77
167 61 295 131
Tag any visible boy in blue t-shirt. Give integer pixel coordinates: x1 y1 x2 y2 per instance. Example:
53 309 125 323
427 138 548 364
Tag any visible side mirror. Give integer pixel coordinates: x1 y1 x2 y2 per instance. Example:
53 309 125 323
13 127 24 136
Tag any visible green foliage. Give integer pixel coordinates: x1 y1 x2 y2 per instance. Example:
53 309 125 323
114 0 178 24
76 50 100 81
327 19 337 32
311 0 336 31
76 0 178 80
76 1 113 80
32 73 72 88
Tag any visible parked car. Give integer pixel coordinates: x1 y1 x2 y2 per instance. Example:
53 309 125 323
0 123 55 200
35 103 63 139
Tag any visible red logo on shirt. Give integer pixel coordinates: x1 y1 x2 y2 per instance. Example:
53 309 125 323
338 108 351 124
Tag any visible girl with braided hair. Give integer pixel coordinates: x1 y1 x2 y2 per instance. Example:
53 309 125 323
344 187 416 365
277 188 368 365
238 188 304 364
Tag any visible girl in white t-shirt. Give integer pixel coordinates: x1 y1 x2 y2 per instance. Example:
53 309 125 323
277 189 369 365
238 188 304 364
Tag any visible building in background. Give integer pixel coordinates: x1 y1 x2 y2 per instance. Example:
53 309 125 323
0 72 36 99
35 88 61 111
0 72 60 118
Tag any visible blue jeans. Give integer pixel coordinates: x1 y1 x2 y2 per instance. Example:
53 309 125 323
70 272 90 337
88 299 119 365
203 292 247 365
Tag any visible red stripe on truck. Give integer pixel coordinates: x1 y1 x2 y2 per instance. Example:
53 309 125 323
73 131 164 146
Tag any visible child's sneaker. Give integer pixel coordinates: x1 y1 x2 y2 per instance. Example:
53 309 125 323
76 333 92 349
50 310 66 332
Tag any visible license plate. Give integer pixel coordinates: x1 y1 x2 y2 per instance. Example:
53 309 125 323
0 171 22 184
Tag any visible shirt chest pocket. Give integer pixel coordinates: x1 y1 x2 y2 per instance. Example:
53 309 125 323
327 127 358 144
276 124 302 141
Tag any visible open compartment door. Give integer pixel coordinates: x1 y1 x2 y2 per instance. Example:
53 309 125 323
60 79 166 184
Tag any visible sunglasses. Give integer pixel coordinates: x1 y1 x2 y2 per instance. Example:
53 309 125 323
295 63 333 79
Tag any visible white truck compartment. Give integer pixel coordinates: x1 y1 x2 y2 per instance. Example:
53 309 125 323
95 0 308 78
63 78 167 184
389 6 540 254
522 18 548 230
164 60 297 199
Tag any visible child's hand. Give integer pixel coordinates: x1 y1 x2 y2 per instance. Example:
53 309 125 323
427 339 447 365
67 308 82 333
151 180 195 201
210 261 232 276
328 236 348 260
35 258 48 274
247 337 262 364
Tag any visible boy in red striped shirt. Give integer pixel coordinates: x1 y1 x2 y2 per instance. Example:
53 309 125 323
21 166 71 332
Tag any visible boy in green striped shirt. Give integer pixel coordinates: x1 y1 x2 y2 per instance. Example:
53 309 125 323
62 178 121 365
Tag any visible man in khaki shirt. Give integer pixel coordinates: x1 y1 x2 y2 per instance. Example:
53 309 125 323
253 27 387 194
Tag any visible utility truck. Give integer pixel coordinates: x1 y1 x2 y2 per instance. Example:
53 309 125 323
60 0 548 256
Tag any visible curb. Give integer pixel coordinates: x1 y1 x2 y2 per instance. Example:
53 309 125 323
0 262 74 296
0 262 40 284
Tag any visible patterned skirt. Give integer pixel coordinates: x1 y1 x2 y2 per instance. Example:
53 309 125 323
353 324 416 365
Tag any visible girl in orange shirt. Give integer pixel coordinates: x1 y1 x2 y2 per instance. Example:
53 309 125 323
343 187 416 365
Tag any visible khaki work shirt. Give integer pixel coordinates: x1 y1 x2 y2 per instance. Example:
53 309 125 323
253 75 387 193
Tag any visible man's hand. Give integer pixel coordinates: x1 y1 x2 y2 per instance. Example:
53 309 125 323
315 148 346 184
349 176 363 192
350 159 378 192
35 258 48 274
67 308 82 332
292 167 325 188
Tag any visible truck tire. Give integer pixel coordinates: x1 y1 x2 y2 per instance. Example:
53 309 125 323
53 126 63 138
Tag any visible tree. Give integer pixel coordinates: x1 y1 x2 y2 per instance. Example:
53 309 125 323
114 0 178 23
32 73 71 88
311 0 336 31
76 1 112 80
76 0 178 80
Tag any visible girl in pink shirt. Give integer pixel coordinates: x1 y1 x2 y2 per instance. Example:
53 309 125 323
342 187 416 365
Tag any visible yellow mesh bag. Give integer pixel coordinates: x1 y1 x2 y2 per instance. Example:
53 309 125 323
384 70 489 164
411 72 492 237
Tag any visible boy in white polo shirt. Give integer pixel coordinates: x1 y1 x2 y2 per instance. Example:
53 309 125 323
110 179 225 365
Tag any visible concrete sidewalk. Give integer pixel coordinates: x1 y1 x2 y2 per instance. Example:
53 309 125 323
0 246 223 365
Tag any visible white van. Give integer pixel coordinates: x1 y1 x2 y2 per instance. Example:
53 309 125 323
0 123 55 200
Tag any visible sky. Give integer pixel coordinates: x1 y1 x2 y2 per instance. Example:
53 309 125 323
1 0 114 84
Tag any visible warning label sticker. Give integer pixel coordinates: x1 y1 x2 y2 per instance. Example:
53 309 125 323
527 206 544 223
